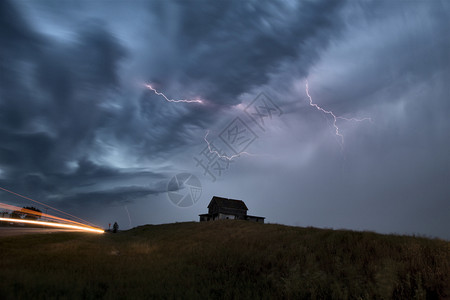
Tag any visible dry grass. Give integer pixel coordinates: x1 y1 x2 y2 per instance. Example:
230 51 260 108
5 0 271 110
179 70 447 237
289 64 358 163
0 221 448 299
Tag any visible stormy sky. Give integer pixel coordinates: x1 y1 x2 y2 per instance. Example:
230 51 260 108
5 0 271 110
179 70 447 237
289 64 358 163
1 0 449 238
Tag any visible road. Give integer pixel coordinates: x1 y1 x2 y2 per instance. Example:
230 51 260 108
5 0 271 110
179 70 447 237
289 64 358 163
0 227 86 237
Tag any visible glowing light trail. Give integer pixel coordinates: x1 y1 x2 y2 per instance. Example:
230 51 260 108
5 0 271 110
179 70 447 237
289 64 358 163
0 202 98 229
0 186 97 228
144 84 204 104
0 218 104 233
305 81 371 145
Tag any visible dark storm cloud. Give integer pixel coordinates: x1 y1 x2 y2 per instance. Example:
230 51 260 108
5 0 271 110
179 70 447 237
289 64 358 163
225 1 450 238
131 0 349 161
0 0 41 64
0 0 42 127
0 4 126 144
326 1 449 115
57 184 167 209
144 0 346 105
0 0 139 207
0 156 168 207
1 0 448 237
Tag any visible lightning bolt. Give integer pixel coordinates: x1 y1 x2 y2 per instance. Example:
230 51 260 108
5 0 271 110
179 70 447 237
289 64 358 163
124 205 131 228
145 83 253 161
144 83 204 104
204 131 254 161
305 81 371 146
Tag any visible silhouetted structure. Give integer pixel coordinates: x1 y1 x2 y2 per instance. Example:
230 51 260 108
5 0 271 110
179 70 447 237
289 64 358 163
199 196 264 223
113 222 119 233
10 206 42 221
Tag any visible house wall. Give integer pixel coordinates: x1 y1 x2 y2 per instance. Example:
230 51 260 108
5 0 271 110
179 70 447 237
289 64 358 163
200 213 264 222
247 216 265 223
208 203 217 215
218 213 236 220
209 204 247 216
219 207 247 216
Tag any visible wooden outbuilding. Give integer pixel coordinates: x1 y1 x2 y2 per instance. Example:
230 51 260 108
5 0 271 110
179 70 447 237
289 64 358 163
199 196 264 223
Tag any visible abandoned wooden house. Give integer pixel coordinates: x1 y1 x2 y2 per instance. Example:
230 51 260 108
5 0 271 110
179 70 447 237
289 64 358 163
199 196 265 223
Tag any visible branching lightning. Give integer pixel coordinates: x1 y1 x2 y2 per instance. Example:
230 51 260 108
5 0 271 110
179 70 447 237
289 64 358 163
144 84 204 104
305 81 371 146
144 82 258 161
204 131 254 161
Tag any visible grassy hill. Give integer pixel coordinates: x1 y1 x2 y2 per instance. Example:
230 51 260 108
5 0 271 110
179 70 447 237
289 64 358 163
0 221 448 299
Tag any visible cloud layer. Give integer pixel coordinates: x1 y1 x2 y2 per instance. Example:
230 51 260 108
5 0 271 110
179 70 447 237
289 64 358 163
0 0 449 238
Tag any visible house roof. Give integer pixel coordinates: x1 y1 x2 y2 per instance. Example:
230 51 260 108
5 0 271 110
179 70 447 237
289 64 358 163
208 196 248 211
247 215 265 219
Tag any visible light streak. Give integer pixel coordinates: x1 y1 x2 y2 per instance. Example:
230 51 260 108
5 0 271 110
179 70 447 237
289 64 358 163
0 202 97 229
204 130 254 161
0 186 97 228
0 218 104 233
305 81 371 145
144 84 204 104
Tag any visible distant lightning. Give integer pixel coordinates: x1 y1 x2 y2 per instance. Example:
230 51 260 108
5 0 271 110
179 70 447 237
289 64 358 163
144 83 255 161
124 205 131 228
305 81 371 146
144 84 204 104
204 131 254 161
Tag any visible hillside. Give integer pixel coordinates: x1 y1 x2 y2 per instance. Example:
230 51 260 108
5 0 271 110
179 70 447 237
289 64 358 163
0 221 448 299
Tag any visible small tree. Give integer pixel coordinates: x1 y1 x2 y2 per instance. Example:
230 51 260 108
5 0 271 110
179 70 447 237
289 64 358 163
11 207 42 221
21 207 42 220
11 210 23 219
113 222 119 233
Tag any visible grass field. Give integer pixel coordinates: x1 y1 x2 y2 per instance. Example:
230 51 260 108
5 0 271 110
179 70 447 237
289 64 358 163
0 221 449 299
